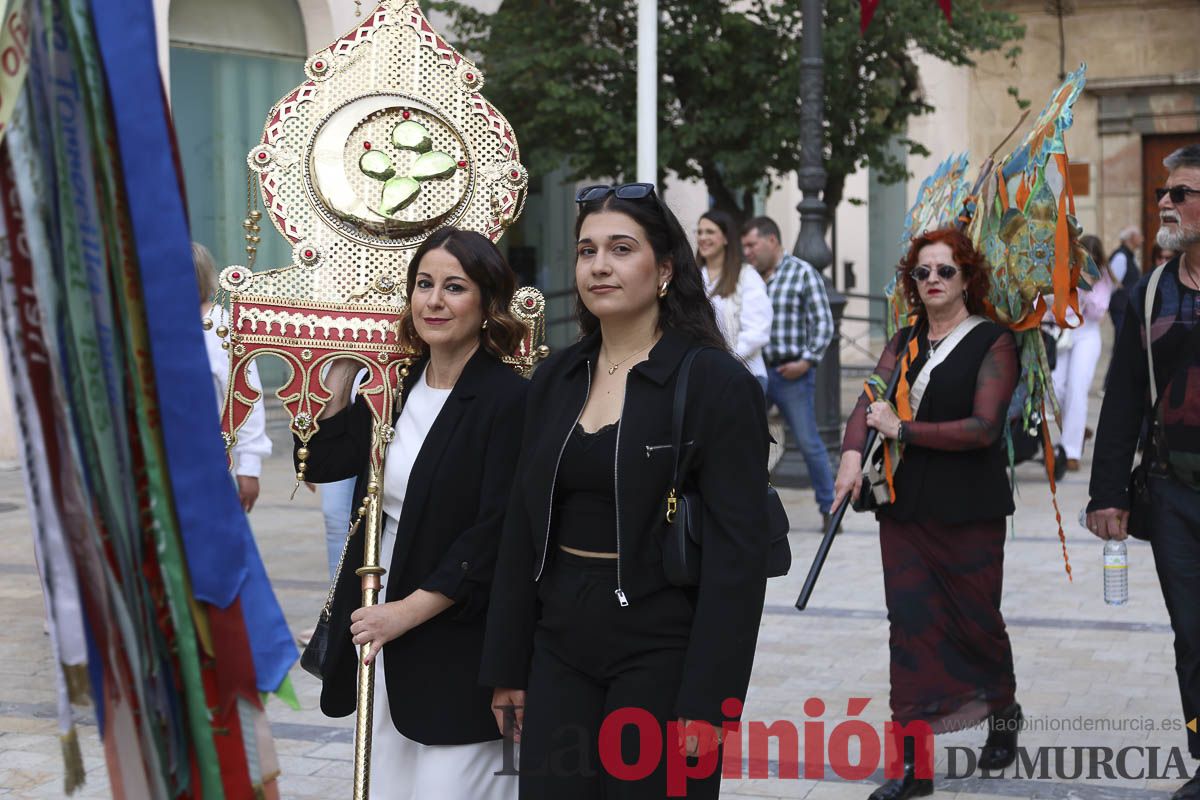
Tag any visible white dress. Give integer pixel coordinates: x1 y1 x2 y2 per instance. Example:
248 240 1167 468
368 366 516 800
702 264 773 379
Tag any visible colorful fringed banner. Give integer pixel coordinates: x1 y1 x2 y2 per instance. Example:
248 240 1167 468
0 0 297 796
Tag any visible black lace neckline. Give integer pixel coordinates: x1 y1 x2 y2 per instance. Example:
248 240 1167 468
575 421 618 437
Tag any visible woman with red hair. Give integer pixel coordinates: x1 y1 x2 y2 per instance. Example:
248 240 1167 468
833 228 1022 800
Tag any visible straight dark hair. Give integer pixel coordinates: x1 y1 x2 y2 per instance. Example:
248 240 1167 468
398 227 527 358
698 209 743 299
574 193 727 351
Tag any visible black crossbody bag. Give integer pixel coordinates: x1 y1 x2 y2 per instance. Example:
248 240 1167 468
661 347 792 586
1127 265 1200 539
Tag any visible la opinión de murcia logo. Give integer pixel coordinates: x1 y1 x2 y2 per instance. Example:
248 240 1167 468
492 700 1197 795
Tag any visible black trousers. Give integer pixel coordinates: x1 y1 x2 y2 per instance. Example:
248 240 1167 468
519 551 723 799
1149 476 1200 758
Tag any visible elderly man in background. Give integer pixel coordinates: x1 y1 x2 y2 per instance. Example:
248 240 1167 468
1108 225 1144 337
741 216 836 528
1087 144 1200 800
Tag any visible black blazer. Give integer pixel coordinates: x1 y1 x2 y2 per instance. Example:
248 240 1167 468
299 348 528 745
883 321 1017 525
480 327 771 725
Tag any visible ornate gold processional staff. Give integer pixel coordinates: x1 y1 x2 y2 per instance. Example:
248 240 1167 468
211 3 546 796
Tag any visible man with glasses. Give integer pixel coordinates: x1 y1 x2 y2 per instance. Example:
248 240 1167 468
741 216 836 528
1087 144 1200 800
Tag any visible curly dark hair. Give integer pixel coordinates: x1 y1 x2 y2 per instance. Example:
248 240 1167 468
397 227 527 358
573 192 727 351
898 227 991 318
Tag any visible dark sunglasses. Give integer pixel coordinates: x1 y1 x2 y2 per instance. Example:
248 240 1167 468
911 264 960 282
575 182 657 205
1154 186 1200 204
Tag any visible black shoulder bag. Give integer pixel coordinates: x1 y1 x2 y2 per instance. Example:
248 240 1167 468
1127 265 1200 539
660 347 792 586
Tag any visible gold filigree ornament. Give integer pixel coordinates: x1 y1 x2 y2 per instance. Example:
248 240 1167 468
212 6 546 797
217 0 546 466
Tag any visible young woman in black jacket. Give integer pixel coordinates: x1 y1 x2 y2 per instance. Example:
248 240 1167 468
481 185 772 798
301 228 527 799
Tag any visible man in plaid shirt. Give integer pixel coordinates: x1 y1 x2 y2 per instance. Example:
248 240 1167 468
742 216 836 522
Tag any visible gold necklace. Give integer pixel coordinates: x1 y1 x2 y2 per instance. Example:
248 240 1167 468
603 339 656 375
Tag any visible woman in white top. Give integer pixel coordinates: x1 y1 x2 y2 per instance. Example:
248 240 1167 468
1051 234 1115 471
301 228 528 800
194 242 271 512
696 209 772 388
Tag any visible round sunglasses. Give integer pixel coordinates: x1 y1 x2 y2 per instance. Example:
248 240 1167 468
911 264 961 282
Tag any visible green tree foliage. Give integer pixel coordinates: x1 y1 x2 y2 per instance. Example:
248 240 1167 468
432 0 1024 227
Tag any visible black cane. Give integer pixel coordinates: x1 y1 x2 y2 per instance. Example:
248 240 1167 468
794 159 998 612
793 327 916 611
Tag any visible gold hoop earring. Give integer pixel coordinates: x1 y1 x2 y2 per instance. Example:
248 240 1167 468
658 281 669 299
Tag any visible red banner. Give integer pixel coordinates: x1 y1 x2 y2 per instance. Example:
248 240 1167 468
862 0 951 34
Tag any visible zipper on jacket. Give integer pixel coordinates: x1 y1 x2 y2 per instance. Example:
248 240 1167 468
534 365 590 582
613 378 630 607
645 440 694 458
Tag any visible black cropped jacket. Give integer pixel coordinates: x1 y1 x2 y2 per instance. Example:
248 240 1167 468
479 327 771 724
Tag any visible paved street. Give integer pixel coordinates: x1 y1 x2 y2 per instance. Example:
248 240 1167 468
0 372 1191 799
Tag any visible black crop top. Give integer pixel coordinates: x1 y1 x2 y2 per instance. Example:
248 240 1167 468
553 422 618 552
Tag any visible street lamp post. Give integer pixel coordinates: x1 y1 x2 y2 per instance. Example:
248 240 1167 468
791 0 847 462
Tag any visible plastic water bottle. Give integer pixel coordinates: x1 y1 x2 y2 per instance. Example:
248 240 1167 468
1103 539 1129 606
1081 510 1129 605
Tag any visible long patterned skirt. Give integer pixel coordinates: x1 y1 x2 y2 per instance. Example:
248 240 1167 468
879 515 1017 733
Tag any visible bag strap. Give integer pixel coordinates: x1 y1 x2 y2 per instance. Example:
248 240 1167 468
907 314 987 416
1144 264 1165 407
670 347 707 491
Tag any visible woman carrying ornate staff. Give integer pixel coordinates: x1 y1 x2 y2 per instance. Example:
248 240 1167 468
833 228 1022 800
482 185 772 798
300 228 527 799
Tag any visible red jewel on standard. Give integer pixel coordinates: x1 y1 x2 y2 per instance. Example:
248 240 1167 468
363 141 371 150
402 110 411 119
457 160 467 168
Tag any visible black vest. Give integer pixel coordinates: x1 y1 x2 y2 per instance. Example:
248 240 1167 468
882 322 1016 525
1108 243 1140 320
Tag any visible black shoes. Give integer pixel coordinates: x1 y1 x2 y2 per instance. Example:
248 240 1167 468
978 702 1023 771
1172 770 1200 799
869 738 933 799
867 768 933 800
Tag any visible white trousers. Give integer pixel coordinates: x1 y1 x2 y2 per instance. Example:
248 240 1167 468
365 519 517 800
1052 321 1103 460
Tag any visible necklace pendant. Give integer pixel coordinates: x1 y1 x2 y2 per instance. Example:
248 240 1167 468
607 365 617 375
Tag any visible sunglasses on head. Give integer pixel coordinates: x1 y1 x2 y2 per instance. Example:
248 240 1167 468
911 264 960 282
1155 186 1200 204
575 183 657 205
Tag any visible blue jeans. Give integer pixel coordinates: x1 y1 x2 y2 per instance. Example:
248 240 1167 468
767 369 835 512
320 477 357 580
